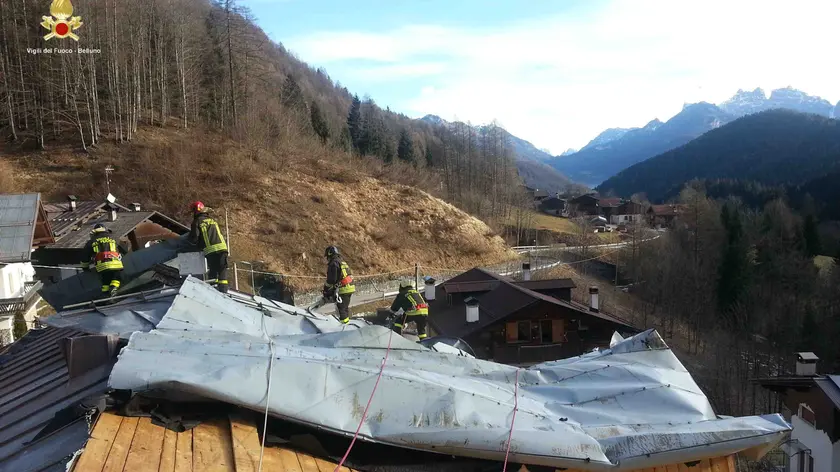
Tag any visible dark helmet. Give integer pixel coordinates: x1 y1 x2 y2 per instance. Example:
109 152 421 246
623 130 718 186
91 223 108 235
325 246 339 258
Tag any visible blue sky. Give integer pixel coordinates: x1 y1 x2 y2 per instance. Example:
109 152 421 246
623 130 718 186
241 0 840 154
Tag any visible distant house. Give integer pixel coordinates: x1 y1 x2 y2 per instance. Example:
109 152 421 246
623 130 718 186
539 197 567 216
755 353 840 472
647 204 684 227
33 196 189 284
568 194 599 216
426 268 638 365
0 194 54 344
611 201 646 225
598 197 622 220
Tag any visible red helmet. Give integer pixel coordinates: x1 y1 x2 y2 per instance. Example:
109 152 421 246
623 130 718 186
190 201 205 213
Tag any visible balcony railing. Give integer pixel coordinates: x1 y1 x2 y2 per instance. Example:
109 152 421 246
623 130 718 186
0 281 43 314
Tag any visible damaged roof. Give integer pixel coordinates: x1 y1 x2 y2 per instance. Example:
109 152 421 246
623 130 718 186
0 193 52 263
107 278 791 471
0 327 113 472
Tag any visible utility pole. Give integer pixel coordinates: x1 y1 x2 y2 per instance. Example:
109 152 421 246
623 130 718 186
104 165 114 194
415 263 420 291
225 208 231 256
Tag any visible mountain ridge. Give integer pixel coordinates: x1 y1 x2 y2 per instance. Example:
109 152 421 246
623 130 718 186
596 109 840 202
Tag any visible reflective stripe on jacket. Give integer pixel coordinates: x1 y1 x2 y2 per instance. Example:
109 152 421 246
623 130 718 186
197 216 228 255
405 290 428 316
337 261 355 295
91 237 124 272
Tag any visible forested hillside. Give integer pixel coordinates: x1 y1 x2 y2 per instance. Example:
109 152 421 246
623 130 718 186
598 110 840 202
0 0 535 222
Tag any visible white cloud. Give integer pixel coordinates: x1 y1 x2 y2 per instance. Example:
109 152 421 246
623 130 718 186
286 0 840 153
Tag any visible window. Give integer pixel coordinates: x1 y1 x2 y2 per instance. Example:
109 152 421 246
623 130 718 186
517 321 530 342
540 320 552 343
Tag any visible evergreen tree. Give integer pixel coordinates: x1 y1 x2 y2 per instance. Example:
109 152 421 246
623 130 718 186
717 203 750 324
12 313 28 340
397 129 414 163
281 76 307 113
347 95 362 152
310 101 330 144
425 146 434 167
803 214 822 257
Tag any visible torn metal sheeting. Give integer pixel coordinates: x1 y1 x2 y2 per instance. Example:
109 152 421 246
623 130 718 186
109 279 791 470
38 235 194 310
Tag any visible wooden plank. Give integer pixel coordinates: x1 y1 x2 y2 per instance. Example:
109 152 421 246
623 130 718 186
696 459 714 472
726 455 737 472
654 465 669 472
72 413 124 472
174 429 193 472
192 419 236 472
272 446 304 472
101 416 139 472
159 428 178 472
229 415 263 472
711 456 730 472
314 456 348 472
295 451 322 472
123 417 166 472
666 464 681 472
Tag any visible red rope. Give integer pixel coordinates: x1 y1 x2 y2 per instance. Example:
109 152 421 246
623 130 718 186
334 328 395 471
502 369 521 472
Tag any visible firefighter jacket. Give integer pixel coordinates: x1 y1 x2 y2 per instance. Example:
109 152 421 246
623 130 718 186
190 213 228 255
390 289 429 316
326 257 356 295
84 236 126 272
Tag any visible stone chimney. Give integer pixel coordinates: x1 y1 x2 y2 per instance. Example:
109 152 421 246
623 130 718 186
589 286 600 313
796 352 819 376
68 195 77 211
522 262 531 281
131 202 141 212
424 277 436 301
465 297 479 323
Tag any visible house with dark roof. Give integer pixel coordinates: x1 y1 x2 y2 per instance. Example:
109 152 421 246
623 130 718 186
611 200 647 225
598 197 623 220
754 353 840 472
568 194 600 216
0 193 54 344
647 204 685 228
33 196 189 284
538 196 567 216
426 268 638 365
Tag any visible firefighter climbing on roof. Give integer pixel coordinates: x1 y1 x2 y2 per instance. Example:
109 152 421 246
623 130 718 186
83 224 126 298
324 246 355 323
391 281 429 339
188 201 229 293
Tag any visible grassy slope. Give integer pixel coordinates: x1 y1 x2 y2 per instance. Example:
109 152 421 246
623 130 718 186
3 127 516 289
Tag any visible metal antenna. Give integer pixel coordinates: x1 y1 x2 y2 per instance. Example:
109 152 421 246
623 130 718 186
105 165 114 194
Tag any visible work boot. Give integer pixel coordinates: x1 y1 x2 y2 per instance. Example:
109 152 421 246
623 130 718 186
109 286 119 298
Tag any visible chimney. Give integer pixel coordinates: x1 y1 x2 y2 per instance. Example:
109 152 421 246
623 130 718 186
131 202 141 212
424 277 436 301
589 286 600 313
522 262 531 281
465 297 479 323
796 352 819 376
107 204 118 222
67 195 77 211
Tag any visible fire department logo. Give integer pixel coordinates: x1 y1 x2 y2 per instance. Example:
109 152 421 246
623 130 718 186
41 0 83 41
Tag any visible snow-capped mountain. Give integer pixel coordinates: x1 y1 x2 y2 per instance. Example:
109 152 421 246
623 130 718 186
578 128 633 152
833 101 840 119
560 148 577 156
719 87 835 117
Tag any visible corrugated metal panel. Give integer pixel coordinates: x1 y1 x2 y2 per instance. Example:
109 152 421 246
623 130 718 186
0 327 111 472
0 194 39 263
110 293 792 471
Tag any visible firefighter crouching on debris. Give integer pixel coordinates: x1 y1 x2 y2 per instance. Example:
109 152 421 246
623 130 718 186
83 224 126 298
391 281 429 339
324 246 355 323
189 201 229 293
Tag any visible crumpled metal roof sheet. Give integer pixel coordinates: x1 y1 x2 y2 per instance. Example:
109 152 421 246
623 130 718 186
38 235 194 310
109 279 790 470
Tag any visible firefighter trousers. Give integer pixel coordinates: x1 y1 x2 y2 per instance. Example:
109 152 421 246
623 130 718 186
393 315 428 339
206 251 229 293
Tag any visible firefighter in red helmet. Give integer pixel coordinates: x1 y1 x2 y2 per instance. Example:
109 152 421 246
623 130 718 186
188 201 229 293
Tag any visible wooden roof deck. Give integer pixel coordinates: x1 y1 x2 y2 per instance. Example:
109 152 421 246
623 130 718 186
72 411 358 472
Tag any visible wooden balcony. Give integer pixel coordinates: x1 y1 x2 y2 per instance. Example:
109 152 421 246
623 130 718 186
0 281 43 314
